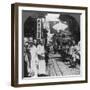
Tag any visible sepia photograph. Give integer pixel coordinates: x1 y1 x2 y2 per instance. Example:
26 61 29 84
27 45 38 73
11 3 87 87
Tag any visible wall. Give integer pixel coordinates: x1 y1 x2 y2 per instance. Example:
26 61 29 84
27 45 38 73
0 0 89 90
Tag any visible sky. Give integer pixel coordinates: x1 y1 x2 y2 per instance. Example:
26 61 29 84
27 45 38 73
45 13 60 21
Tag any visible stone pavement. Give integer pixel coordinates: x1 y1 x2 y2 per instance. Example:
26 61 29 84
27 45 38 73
47 54 80 76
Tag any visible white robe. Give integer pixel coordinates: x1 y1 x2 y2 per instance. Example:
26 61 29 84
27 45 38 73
30 45 38 77
37 45 46 75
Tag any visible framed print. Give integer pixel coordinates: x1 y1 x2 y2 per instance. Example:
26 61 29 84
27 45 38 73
11 3 88 87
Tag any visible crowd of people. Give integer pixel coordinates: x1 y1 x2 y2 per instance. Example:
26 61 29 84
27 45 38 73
24 36 80 77
24 37 48 77
50 39 80 68
68 41 80 68
23 13 81 78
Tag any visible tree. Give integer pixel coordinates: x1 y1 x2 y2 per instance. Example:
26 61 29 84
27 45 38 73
59 14 80 44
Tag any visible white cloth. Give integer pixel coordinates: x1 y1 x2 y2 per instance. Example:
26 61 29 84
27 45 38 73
53 21 68 32
38 60 46 74
37 45 45 56
37 45 46 75
30 45 38 77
